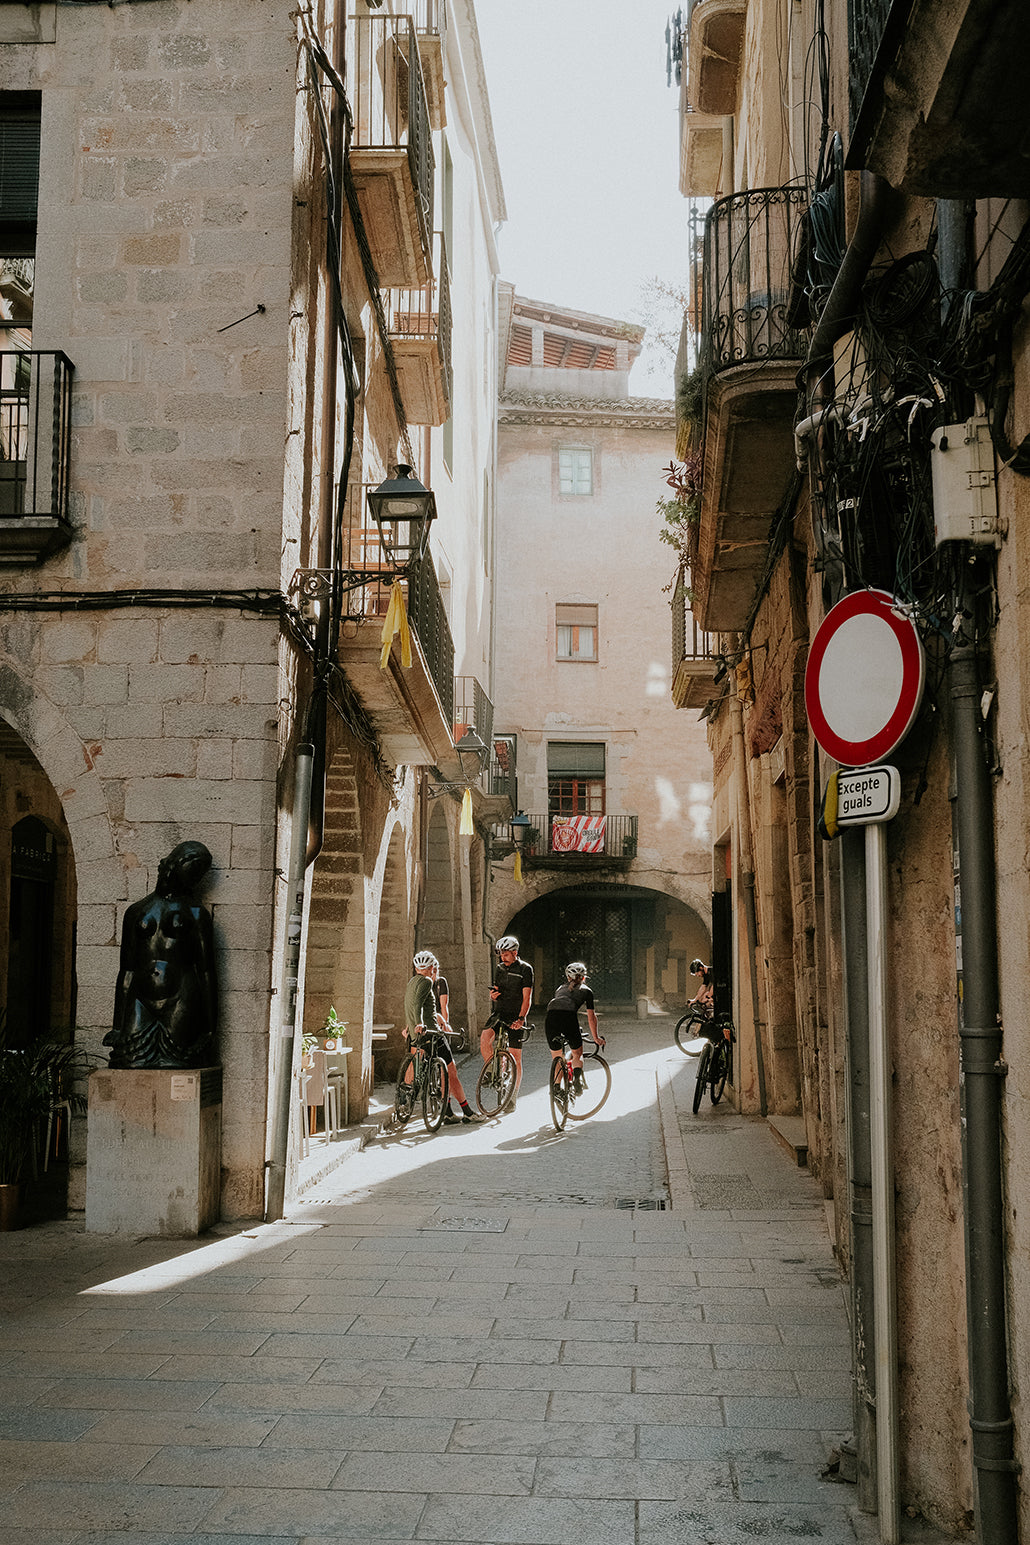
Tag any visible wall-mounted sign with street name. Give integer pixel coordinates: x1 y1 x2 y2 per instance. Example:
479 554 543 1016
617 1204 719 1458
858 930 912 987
835 765 901 826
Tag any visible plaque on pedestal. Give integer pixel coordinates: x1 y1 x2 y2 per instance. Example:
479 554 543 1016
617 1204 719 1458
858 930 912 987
85 1067 222 1236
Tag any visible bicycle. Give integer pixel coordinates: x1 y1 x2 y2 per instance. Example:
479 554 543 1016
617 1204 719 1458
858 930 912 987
691 1018 735 1114
548 1033 612 1131
475 1018 527 1116
674 1000 713 1054
393 1026 459 1133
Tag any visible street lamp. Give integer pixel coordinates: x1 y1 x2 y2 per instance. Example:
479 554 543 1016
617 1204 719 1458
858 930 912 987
365 464 437 571
455 727 490 785
509 811 531 851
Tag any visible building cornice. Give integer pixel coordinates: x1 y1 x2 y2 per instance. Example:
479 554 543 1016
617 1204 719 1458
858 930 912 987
499 390 676 430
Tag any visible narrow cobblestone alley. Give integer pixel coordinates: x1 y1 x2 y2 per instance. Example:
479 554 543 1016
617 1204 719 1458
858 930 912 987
0 1018 949 1544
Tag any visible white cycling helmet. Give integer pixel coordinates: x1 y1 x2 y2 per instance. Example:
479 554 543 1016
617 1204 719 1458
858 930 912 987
495 935 519 953
413 950 438 971
565 961 588 981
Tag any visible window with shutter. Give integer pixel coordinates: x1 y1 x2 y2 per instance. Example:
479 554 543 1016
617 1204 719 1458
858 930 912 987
556 602 598 661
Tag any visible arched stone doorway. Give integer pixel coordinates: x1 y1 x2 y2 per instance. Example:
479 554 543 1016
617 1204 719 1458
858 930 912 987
372 822 410 1079
500 883 710 1013
0 726 76 1044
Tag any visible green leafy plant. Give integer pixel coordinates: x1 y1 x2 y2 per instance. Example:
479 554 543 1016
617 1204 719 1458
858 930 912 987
0 1016 90 1186
658 455 703 562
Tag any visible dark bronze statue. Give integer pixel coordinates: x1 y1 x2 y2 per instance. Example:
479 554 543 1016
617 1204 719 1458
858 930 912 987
105 841 219 1069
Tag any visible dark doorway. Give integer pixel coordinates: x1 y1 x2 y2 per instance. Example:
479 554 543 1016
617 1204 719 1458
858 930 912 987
7 814 55 1045
551 894 632 1002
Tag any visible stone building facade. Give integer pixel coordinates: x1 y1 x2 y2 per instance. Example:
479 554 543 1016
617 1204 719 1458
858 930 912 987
489 290 713 1011
675 0 1030 1538
0 0 506 1221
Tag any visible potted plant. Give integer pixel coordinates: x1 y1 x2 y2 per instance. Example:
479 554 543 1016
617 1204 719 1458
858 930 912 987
0 1015 89 1229
321 1005 347 1051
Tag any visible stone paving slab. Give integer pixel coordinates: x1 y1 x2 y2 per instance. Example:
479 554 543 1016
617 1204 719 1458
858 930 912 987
0 1018 960 1545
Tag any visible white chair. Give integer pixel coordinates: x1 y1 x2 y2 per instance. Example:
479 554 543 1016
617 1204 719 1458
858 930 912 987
324 1046 352 1129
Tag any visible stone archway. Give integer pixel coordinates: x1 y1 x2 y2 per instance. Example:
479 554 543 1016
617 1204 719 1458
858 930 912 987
501 883 711 1014
372 822 410 1079
304 747 366 1108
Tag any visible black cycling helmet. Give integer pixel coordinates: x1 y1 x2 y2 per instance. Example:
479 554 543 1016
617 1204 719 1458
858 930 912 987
690 959 705 974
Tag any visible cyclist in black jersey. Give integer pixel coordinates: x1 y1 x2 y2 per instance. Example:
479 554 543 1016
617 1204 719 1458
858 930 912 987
544 961 604 1094
480 935 534 1107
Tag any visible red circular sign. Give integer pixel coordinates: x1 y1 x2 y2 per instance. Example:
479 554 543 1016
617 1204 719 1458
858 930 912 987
805 589 924 766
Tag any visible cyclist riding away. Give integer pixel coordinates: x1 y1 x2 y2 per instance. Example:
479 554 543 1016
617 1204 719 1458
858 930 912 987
689 958 714 1012
481 935 534 1108
544 961 604 1094
404 951 483 1124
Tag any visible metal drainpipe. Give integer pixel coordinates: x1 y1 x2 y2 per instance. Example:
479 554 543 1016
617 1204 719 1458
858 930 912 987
839 825 877 1512
950 635 1019 1542
265 742 315 1221
937 197 1018 1543
728 692 766 1113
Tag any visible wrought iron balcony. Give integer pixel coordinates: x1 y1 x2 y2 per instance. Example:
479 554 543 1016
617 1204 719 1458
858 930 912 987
333 500 455 764
0 349 75 563
700 186 808 381
349 12 434 287
671 571 723 710
408 0 447 130
491 813 639 865
846 0 1030 197
387 230 451 426
692 187 808 632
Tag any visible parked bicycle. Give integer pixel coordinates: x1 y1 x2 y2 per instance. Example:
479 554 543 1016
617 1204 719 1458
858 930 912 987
691 1018 735 1114
674 999 713 1054
475 1019 529 1116
394 1026 461 1133
548 1033 612 1131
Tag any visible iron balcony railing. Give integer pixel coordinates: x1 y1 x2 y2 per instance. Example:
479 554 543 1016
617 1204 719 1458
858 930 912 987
338 496 454 723
453 674 493 747
386 228 452 415
492 813 639 862
0 350 73 522
350 11 434 263
490 735 517 806
700 186 809 381
848 0 895 134
671 571 718 677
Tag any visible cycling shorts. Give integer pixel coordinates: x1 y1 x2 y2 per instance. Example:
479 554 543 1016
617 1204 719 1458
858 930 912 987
408 1027 454 1065
487 1014 524 1049
544 1011 582 1052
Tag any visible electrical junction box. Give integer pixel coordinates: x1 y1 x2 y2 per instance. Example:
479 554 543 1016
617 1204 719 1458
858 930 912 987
930 417 999 546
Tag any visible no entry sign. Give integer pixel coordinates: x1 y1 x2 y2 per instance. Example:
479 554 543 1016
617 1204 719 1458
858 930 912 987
805 590 924 767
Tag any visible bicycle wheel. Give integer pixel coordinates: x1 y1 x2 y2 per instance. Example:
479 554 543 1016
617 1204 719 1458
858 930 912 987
394 1052 418 1125
548 1057 569 1131
692 1043 712 1114
568 1052 612 1120
476 1050 518 1115
674 1013 700 1054
710 1039 729 1104
423 1055 448 1131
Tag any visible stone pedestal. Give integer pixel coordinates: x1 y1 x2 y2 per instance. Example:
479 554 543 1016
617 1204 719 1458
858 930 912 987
86 1067 222 1236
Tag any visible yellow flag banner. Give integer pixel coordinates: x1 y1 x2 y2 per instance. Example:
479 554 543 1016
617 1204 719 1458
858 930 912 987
379 580 413 670
459 787 474 836
513 850 524 885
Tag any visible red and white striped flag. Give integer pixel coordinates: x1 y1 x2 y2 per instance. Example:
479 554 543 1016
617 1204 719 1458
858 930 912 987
551 815 606 853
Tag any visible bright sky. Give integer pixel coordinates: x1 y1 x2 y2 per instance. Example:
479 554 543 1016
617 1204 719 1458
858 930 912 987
475 0 689 398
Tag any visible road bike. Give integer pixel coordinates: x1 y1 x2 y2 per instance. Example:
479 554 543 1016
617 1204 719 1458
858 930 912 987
475 1018 526 1116
674 1000 714 1053
548 1033 612 1131
393 1026 458 1133
691 1019 735 1114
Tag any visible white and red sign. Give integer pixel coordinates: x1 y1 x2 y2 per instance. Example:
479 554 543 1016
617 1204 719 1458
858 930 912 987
551 815 607 853
805 589 924 767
